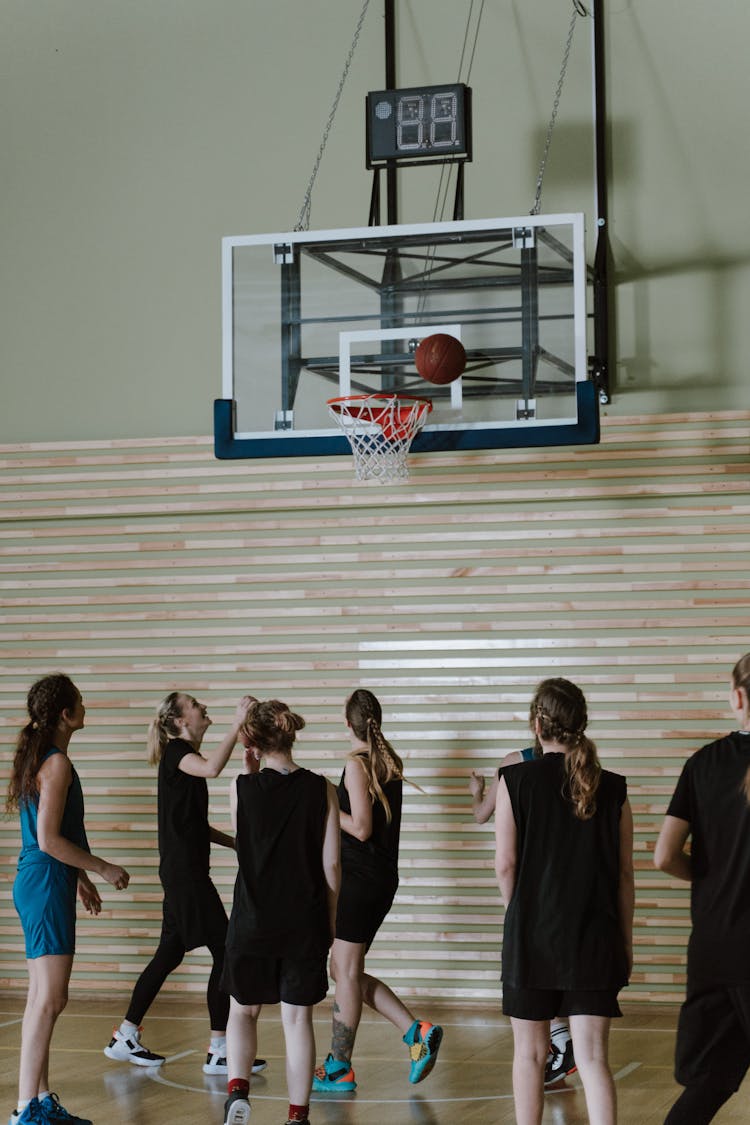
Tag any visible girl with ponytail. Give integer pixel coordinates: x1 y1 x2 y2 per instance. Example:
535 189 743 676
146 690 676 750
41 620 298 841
313 689 443 1095
495 678 633 1125
104 691 264 1081
8 674 130 1125
655 654 750 1123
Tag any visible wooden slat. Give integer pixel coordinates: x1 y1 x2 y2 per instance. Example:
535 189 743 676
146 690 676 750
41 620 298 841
0 409 749 1001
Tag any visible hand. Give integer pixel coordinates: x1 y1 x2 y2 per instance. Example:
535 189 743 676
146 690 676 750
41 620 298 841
77 873 102 915
469 770 486 799
101 862 130 891
235 694 258 728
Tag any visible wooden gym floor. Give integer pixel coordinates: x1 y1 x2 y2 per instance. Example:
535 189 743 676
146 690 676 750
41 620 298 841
3 995 750 1124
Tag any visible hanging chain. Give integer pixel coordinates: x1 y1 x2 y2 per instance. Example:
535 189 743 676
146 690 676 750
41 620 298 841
294 0 372 231
530 1 589 216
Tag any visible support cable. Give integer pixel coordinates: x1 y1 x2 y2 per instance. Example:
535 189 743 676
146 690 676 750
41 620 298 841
530 1 589 216
294 0 372 231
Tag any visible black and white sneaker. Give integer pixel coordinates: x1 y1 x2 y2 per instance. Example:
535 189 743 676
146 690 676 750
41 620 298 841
544 1036 577 1087
203 1051 267 1075
223 1091 251 1125
104 1026 165 1067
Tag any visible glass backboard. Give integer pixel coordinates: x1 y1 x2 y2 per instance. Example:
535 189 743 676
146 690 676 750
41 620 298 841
214 213 599 459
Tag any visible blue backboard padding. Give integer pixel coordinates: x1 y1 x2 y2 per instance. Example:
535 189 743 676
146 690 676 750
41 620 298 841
213 381 599 461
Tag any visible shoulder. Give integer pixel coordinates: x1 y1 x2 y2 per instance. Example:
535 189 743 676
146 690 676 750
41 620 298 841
599 768 627 803
164 738 196 767
38 749 72 785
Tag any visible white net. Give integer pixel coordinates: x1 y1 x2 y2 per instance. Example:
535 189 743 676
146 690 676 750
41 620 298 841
327 394 432 483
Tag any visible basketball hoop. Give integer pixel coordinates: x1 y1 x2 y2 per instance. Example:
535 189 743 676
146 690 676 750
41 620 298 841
327 393 432 483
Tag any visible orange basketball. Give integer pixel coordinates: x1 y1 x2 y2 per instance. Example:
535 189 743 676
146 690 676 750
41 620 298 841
415 334 466 385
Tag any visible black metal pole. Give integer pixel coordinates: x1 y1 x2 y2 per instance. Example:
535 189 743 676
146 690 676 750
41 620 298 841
591 0 611 403
385 0 398 224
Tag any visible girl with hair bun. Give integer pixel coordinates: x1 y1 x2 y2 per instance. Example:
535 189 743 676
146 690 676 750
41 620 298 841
495 678 634 1125
221 699 340 1125
313 689 443 1095
104 692 263 1079
655 653 750 1123
8 674 130 1125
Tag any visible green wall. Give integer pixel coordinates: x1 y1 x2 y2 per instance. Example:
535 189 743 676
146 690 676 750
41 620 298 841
2 0 748 443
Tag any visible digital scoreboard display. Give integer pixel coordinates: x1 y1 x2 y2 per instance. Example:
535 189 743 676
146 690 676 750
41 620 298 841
366 83 472 167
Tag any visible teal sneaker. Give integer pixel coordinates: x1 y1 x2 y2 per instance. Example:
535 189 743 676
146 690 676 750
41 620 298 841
312 1053 357 1092
40 1094 92 1125
403 1020 443 1084
8 1100 47 1125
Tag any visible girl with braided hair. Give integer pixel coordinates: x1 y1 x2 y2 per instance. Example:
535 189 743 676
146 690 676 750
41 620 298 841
495 678 634 1125
8 674 130 1125
655 653 750 1124
313 689 443 1094
104 691 265 1078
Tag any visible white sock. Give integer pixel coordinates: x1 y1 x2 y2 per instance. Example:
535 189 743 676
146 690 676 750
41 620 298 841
15 1101 30 1117
550 1020 571 1045
210 1036 226 1054
120 1019 139 1037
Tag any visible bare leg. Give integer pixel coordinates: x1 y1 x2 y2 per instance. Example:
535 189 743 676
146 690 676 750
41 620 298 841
568 1014 616 1125
18 955 73 1103
361 972 415 1034
328 939 365 1061
226 997 261 1082
509 1016 548 1125
281 1002 315 1106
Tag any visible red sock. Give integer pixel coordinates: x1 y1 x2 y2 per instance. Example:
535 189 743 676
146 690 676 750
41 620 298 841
287 1105 309 1122
228 1078 250 1097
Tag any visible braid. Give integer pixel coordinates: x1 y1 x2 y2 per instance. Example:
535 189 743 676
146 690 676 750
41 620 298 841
147 691 185 765
6 673 79 811
345 689 422 824
530 678 601 820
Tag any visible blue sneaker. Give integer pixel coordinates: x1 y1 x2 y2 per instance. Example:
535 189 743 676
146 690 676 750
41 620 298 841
403 1020 443 1084
8 1100 48 1125
39 1095 91 1125
312 1053 357 1092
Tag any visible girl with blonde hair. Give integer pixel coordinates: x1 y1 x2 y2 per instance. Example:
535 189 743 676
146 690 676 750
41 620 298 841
313 689 443 1094
495 678 634 1125
104 692 264 1077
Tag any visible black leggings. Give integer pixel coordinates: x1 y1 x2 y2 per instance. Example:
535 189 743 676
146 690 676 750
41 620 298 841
664 1080 734 1125
126 930 230 1031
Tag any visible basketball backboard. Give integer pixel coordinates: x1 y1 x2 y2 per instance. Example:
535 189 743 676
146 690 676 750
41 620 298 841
214 213 598 459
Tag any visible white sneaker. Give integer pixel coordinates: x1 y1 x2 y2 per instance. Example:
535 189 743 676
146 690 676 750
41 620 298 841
104 1026 165 1067
203 1051 267 1075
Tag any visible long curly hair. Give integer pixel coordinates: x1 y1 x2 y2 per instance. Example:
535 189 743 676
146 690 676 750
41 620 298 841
529 678 601 820
345 689 407 825
240 699 305 757
6 673 80 811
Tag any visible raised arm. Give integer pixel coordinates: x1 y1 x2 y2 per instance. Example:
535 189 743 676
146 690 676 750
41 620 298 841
36 753 129 890
178 695 254 780
494 775 517 906
618 797 635 977
654 814 692 881
338 756 373 842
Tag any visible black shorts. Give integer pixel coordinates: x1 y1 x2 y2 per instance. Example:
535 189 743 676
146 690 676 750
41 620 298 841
674 982 750 1091
502 985 622 1020
336 864 398 948
221 951 328 1007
